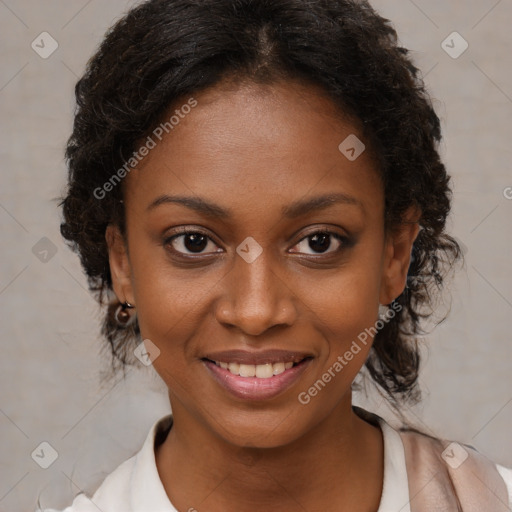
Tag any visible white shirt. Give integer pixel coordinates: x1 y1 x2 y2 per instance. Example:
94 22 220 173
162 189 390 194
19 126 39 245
40 412 512 512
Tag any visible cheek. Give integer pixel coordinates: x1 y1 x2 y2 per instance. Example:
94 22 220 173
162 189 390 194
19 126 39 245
300 253 382 375
133 269 211 394
304 254 382 332
128 247 213 359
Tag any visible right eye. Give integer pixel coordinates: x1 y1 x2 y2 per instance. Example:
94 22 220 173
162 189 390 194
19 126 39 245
164 230 223 257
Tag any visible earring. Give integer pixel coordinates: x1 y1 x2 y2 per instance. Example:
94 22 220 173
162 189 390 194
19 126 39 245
115 301 135 326
378 303 389 319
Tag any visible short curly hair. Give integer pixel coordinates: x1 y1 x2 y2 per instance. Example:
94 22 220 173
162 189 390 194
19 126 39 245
60 0 462 406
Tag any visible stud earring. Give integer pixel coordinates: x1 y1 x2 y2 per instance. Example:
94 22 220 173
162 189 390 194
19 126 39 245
378 303 389 319
115 301 135 326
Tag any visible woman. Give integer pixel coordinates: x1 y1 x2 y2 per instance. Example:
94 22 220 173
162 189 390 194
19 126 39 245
40 0 512 510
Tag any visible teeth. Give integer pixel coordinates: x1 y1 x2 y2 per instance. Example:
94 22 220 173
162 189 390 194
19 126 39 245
239 364 256 377
256 363 273 378
213 360 298 378
228 362 240 374
273 362 285 375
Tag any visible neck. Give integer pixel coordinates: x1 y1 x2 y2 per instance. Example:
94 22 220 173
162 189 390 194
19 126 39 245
155 396 383 512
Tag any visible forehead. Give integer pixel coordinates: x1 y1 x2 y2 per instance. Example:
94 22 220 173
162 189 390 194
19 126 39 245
123 79 383 222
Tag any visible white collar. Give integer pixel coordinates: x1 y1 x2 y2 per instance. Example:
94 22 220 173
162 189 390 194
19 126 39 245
376 416 412 512
130 414 177 511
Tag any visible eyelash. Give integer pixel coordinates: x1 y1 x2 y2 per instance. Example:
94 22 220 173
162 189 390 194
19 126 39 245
163 227 351 259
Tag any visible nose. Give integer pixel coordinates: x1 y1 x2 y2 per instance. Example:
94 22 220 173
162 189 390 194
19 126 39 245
214 248 298 336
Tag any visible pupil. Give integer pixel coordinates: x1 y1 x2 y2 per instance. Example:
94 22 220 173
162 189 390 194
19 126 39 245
185 234 207 253
309 233 330 253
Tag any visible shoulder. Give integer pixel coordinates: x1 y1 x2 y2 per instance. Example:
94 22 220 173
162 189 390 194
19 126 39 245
37 454 138 512
353 406 512 511
399 427 512 511
36 414 174 512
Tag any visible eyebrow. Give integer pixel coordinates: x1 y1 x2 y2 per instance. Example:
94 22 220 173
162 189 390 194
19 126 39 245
146 192 363 218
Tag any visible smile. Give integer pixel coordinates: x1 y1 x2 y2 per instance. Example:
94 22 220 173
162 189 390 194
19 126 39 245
202 352 313 401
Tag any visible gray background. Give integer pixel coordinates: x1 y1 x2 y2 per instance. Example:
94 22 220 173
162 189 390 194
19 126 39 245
0 0 511 510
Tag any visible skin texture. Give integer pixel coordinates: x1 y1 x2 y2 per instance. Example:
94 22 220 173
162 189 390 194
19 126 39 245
106 79 420 511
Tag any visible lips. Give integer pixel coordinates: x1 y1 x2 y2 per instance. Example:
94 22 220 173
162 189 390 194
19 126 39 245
201 349 313 400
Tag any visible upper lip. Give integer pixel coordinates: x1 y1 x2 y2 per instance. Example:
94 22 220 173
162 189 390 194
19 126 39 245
202 349 313 365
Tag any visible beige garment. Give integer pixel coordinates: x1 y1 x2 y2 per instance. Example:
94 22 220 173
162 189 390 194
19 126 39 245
354 405 509 511
401 429 510 511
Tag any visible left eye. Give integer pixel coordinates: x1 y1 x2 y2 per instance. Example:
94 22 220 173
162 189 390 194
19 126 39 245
290 231 345 255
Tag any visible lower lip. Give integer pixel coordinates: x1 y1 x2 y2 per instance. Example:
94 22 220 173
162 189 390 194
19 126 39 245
203 359 312 401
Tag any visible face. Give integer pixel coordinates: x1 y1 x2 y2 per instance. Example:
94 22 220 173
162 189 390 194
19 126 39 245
107 79 419 448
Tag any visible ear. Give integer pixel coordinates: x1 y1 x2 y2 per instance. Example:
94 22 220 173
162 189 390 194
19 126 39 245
379 206 421 305
105 224 135 305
